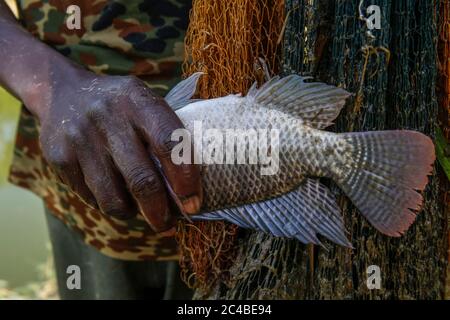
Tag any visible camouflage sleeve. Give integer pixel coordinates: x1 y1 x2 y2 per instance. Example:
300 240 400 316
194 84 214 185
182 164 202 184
8 0 192 260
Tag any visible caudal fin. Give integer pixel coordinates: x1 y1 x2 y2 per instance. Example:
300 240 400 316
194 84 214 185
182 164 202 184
335 130 435 237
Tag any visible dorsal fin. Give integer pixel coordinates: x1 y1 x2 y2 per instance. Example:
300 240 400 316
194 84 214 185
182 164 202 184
246 74 351 129
165 72 204 110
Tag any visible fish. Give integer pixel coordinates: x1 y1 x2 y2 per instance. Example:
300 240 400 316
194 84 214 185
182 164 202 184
163 72 436 247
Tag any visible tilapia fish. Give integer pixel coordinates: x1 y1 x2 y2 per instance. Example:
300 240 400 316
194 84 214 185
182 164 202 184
164 73 435 247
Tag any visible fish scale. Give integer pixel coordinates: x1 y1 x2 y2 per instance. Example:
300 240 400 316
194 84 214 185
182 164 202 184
177 96 315 210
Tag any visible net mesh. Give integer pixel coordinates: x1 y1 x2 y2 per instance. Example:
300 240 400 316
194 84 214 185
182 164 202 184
196 0 447 299
177 0 285 296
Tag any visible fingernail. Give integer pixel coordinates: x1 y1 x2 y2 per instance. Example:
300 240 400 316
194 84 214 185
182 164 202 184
159 227 176 237
182 195 201 214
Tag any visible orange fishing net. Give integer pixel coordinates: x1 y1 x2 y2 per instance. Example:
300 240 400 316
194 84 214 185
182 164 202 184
176 0 285 294
182 0 284 98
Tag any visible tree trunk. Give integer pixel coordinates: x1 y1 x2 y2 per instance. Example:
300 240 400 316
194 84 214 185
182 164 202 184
205 0 448 300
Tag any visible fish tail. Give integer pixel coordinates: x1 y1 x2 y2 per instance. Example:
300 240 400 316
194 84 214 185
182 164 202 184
333 130 435 236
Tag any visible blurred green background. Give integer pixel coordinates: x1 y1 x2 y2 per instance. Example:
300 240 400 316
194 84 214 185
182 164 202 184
0 87 51 295
0 0 56 299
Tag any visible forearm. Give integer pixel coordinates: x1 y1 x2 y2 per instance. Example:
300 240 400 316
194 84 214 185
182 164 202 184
0 1 85 118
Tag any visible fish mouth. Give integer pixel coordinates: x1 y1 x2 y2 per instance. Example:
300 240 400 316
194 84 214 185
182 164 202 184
149 153 194 222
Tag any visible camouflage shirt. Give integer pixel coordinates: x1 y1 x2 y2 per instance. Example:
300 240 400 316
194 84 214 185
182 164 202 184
8 0 191 261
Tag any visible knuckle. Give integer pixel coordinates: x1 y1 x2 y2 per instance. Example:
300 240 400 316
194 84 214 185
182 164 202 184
121 75 141 88
63 124 85 145
119 76 144 97
119 76 155 104
97 195 131 218
46 152 72 171
39 135 74 173
154 124 179 157
127 166 162 198
86 101 110 124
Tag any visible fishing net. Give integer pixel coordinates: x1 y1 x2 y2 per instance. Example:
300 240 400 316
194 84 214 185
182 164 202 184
195 0 447 299
316 0 445 299
176 0 285 296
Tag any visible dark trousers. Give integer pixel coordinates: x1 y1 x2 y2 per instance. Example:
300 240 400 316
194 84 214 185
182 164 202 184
45 207 192 300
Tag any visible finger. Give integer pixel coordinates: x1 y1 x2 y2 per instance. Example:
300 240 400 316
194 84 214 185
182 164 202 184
41 135 97 209
133 96 202 214
56 161 98 210
102 124 175 232
76 135 138 220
